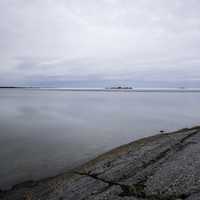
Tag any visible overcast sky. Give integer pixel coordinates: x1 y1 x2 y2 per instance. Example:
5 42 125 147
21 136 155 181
0 0 200 87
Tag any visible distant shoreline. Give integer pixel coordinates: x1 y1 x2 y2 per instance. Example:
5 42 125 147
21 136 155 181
1 87 200 92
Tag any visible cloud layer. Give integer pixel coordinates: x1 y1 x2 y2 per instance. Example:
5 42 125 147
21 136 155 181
0 0 200 86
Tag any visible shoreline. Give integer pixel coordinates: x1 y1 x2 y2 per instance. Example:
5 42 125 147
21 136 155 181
1 125 200 199
0 127 188 191
1 87 200 92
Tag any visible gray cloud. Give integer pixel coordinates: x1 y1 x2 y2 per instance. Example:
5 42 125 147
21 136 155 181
0 0 200 86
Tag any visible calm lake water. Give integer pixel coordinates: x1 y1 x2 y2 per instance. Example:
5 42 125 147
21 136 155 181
0 89 200 189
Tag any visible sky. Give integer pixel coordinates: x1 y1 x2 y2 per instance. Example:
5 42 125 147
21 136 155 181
0 0 200 87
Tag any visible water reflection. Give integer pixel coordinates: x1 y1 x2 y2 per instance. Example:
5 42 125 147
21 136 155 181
0 89 200 189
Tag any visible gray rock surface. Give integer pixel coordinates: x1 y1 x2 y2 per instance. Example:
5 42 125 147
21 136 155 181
1 126 200 200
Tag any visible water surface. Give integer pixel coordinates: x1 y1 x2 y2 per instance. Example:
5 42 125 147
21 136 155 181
0 89 200 189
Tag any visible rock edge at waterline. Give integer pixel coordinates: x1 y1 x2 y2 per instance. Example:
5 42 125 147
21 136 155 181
1 126 200 200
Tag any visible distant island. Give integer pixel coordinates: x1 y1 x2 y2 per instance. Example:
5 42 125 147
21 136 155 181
106 86 133 90
0 86 21 88
0 86 38 89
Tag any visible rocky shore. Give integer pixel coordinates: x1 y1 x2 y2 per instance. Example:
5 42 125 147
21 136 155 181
1 126 200 200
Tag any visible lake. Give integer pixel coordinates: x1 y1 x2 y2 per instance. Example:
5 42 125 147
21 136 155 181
0 89 200 189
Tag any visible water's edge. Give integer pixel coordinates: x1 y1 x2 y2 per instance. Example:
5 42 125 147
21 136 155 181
1 125 200 199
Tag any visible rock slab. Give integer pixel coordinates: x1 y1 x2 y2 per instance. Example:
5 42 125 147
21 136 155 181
1 126 200 200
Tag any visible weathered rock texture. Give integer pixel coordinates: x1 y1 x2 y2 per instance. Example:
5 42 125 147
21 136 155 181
1 126 200 200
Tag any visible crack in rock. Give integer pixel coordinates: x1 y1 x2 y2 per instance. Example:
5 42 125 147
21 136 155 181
75 171 192 200
1 127 200 200
75 130 200 200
